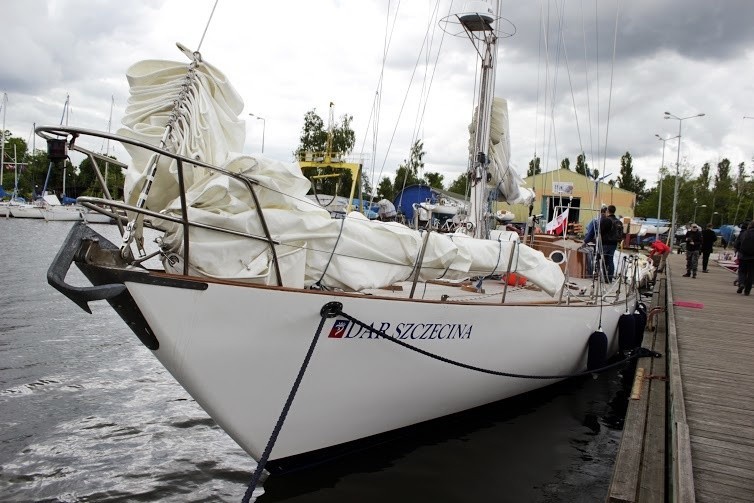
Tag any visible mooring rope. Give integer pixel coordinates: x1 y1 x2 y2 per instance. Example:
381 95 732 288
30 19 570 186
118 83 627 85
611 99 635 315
325 302 660 380
241 300 660 500
241 303 340 502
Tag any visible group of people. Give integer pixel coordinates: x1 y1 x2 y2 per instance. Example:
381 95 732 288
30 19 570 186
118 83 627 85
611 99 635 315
680 222 718 278
647 220 754 296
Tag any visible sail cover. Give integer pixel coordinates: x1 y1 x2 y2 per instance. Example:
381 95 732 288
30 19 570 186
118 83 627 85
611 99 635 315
118 48 564 295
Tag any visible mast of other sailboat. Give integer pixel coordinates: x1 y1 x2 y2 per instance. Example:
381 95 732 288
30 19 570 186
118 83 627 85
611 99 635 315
1 92 7 186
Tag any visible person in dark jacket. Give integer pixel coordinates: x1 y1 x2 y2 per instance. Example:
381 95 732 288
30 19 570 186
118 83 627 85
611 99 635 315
683 223 702 278
733 221 754 295
700 223 717 272
600 205 619 282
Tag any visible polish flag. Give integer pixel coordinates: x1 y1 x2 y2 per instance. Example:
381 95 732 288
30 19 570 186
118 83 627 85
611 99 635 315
545 208 569 235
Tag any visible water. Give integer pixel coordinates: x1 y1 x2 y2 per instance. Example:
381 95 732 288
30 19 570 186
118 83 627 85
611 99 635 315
0 218 630 502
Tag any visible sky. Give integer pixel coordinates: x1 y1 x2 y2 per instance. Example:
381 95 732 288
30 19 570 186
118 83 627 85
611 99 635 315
2 0 754 193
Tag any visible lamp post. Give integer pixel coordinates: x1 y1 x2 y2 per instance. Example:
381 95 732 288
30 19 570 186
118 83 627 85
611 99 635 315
664 111 705 245
692 203 706 224
249 113 266 153
712 211 720 228
655 133 680 242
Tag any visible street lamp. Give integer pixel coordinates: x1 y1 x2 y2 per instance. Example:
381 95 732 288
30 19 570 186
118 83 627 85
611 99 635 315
248 113 266 153
712 211 720 227
663 111 705 245
692 203 706 224
655 133 680 242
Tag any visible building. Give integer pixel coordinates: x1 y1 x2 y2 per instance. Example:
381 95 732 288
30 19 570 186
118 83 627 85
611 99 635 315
495 168 637 233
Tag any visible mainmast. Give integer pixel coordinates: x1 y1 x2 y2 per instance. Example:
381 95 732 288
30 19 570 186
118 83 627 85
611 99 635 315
455 0 502 238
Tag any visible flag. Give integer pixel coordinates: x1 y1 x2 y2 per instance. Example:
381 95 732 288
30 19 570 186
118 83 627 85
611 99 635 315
545 208 569 235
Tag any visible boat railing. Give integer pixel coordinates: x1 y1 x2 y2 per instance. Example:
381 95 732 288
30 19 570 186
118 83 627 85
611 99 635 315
35 125 283 283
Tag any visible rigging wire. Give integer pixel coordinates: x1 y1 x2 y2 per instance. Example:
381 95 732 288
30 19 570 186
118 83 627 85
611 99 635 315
196 0 219 52
600 1 620 178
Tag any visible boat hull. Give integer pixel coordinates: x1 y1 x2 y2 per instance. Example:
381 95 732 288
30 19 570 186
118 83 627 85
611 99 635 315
9 204 44 218
52 224 635 466
121 277 627 462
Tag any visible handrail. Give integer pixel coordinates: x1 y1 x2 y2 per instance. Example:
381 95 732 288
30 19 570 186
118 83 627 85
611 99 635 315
35 125 283 285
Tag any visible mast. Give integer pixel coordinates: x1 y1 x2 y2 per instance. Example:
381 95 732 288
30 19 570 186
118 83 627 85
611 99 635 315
459 0 501 238
1 92 7 186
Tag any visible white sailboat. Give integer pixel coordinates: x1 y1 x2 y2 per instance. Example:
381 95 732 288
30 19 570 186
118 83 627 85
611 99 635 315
41 1 652 490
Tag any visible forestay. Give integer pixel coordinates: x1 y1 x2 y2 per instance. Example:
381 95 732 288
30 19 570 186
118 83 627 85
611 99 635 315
118 51 564 295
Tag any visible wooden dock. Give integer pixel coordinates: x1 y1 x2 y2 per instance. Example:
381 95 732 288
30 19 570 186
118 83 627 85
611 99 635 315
608 251 754 502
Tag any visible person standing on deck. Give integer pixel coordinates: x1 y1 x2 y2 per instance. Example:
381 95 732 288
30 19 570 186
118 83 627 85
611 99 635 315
584 206 609 280
734 221 754 295
601 205 620 282
734 220 751 288
701 223 717 273
683 223 702 278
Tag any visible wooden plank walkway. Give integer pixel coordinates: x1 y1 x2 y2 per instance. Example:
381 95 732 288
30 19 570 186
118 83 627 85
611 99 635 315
608 250 754 502
665 251 754 502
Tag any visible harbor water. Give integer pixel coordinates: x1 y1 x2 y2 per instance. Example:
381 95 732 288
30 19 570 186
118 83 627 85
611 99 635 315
0 218 630 502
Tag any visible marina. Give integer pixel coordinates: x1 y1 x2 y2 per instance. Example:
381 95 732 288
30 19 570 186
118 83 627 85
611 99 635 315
2 1 754 501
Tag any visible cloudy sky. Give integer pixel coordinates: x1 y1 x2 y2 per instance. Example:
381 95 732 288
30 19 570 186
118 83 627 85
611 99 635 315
2 0 754 192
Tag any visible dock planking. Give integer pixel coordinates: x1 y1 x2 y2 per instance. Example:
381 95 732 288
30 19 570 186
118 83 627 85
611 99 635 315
610 250 754 502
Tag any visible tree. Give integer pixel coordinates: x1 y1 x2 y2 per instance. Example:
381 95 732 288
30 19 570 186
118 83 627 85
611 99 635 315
376 176 394 201
713 158 735 224
615 151 648 201
575 153 589 177
560 157 571 171
527 156 541 177
447 173 469 196
425 171 444 189
393 139 425 195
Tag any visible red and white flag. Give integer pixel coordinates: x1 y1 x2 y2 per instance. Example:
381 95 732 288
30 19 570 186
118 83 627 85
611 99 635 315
545 208 569 235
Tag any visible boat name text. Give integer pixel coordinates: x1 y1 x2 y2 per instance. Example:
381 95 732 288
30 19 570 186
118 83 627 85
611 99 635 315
328 319 472 340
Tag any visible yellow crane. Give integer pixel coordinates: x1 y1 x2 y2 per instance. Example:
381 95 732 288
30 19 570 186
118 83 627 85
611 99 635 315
297 102 362 213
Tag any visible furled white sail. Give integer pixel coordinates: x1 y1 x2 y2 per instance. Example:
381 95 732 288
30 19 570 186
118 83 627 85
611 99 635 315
118 50 564 295
470 97 535 205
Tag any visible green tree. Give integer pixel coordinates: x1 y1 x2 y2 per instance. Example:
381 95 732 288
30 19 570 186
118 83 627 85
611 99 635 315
425 171 444 189
393 139 425 195
560 157 571 171
713 158 734 224
615 151 647 201
447 173 469 196
575 153 589 177
377 176 394 201
527 156 541 177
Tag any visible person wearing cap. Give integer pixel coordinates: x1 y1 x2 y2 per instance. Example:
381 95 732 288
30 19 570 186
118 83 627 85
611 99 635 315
700 223 717 272
683 223 703 277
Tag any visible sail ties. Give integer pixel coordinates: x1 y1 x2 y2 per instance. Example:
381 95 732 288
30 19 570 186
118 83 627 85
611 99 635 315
121 49 203 257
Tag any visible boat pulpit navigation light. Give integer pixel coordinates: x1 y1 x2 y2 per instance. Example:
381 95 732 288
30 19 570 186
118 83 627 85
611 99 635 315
47 138 68 162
